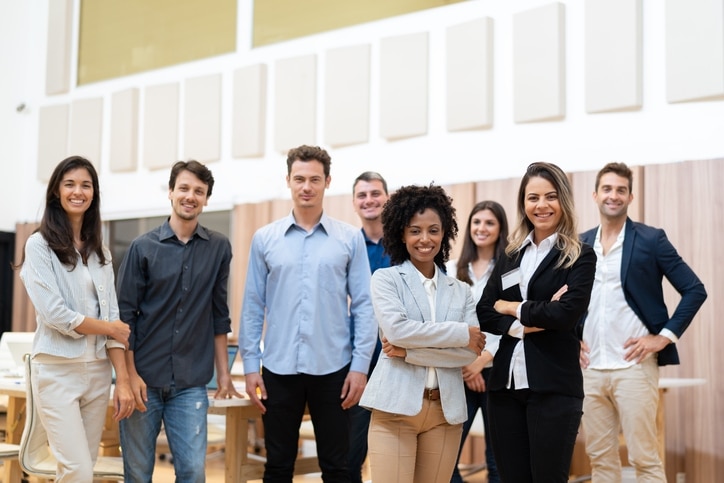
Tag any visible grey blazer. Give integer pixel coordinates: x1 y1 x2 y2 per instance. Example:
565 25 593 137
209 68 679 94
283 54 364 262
359 260 478 424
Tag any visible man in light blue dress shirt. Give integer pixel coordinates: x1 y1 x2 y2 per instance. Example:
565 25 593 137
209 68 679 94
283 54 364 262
241 145 377 482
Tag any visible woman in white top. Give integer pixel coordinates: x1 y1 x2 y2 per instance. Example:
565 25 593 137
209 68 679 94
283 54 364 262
19 156 134 481
360 184 485 483
447 201 508 483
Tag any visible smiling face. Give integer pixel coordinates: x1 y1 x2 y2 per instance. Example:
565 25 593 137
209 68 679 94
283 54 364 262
58 167 94 219
168 169 209 222
353 179 388 222
403 208 443 277
594 172 633 221
470 208 501 251
287 159 330 211
524 176 562 243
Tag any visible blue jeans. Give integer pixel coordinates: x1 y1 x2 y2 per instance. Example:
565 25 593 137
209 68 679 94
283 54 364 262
451 367 499 483
120 385 209 483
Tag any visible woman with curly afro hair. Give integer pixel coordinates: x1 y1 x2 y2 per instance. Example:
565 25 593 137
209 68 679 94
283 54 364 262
359 184 486 483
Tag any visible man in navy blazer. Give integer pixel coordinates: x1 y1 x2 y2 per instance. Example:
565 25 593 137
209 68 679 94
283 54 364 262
579 162 706 482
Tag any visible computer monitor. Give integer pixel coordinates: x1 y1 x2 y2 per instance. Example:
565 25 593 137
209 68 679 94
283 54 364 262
0 331 34 377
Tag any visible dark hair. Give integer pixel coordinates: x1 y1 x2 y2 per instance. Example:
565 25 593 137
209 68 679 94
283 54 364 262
455 201 509 285
508 162 581 269
286 145 332 177
595 162 633 192
169 160 215 197
353 171 388 195
38 156 105 268
381 184 458 267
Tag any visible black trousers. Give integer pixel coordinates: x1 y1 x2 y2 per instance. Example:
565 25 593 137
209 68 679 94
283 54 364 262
261 365 351 483
487 388 582 483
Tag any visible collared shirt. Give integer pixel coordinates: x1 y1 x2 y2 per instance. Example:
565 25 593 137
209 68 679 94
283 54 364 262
508 232 558 390
417 266 439 389
584 226 651 369
241 212 376 376
361 228 391 273
116 220 232 389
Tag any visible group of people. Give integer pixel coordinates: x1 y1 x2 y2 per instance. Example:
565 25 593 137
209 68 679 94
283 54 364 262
17 145 706 483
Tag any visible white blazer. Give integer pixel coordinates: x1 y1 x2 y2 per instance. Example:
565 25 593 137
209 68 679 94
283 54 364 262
360 260 478 424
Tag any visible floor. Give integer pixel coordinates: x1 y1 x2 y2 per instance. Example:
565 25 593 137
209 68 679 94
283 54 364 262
150 453 491 483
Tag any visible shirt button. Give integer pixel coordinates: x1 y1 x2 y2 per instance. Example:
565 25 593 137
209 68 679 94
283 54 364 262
98 285 104 291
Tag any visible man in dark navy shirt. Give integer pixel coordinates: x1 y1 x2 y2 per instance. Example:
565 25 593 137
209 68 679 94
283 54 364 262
116 160 241 482
348 171 391 483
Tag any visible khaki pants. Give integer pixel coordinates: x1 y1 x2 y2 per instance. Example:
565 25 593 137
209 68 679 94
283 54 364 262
32 359 112 482
367 398 462 483
582 357 666 483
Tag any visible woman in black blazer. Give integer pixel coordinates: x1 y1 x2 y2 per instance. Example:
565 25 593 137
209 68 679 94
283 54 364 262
477 162 596 482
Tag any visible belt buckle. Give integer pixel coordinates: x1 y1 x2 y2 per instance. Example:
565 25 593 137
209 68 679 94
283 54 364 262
425 388 435 400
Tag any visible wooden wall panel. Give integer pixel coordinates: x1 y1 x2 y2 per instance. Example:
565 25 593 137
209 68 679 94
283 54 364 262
474 177 519 233
441 182 476 262
644 160 722 483
229 202 272 337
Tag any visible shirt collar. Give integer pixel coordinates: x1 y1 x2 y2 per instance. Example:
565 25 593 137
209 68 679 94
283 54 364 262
159 218 208 242
522 231 558 250
415 264 439 289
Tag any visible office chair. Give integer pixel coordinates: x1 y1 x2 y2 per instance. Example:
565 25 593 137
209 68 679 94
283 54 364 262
18 354 125 480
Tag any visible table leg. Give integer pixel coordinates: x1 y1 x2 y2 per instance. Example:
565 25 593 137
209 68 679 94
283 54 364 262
224 406 245 483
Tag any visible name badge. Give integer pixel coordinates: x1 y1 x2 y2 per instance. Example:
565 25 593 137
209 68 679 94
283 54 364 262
501 268 521 291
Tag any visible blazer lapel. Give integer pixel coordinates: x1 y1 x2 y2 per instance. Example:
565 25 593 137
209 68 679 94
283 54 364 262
528 247 560 287
434 270 454 321
620 218 635 287
399 261 433 323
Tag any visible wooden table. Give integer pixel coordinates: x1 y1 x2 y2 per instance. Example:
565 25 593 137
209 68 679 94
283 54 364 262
0 380 319 483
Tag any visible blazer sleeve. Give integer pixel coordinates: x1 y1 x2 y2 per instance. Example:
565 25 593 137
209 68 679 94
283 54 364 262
654 229 707 337
404 286 478 368
371 269 470 349
520 245 597 331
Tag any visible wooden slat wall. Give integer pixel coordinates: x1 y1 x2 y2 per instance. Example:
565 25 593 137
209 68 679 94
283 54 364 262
12 159 723 481
643 160 722 483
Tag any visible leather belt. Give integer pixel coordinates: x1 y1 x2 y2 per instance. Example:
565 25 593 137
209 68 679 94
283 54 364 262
423 388 440 401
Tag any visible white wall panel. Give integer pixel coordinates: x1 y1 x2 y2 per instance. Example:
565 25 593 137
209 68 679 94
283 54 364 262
143 83 179 171
69 97 103 165
184 74 221 163
666 0 724 102
585 0 642 112
37 104 69 181
513 3 566 122
447 17 494 131
232 64 267 158
45 0 72 95
274 55 317 153
325 44 371 147
380 32 429 140
110 88 139 173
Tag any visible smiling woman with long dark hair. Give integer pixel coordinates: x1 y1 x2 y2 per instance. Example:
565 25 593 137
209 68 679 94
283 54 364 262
18 156 134 481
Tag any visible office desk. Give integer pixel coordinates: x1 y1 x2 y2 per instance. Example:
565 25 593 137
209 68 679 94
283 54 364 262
0 379 320 483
